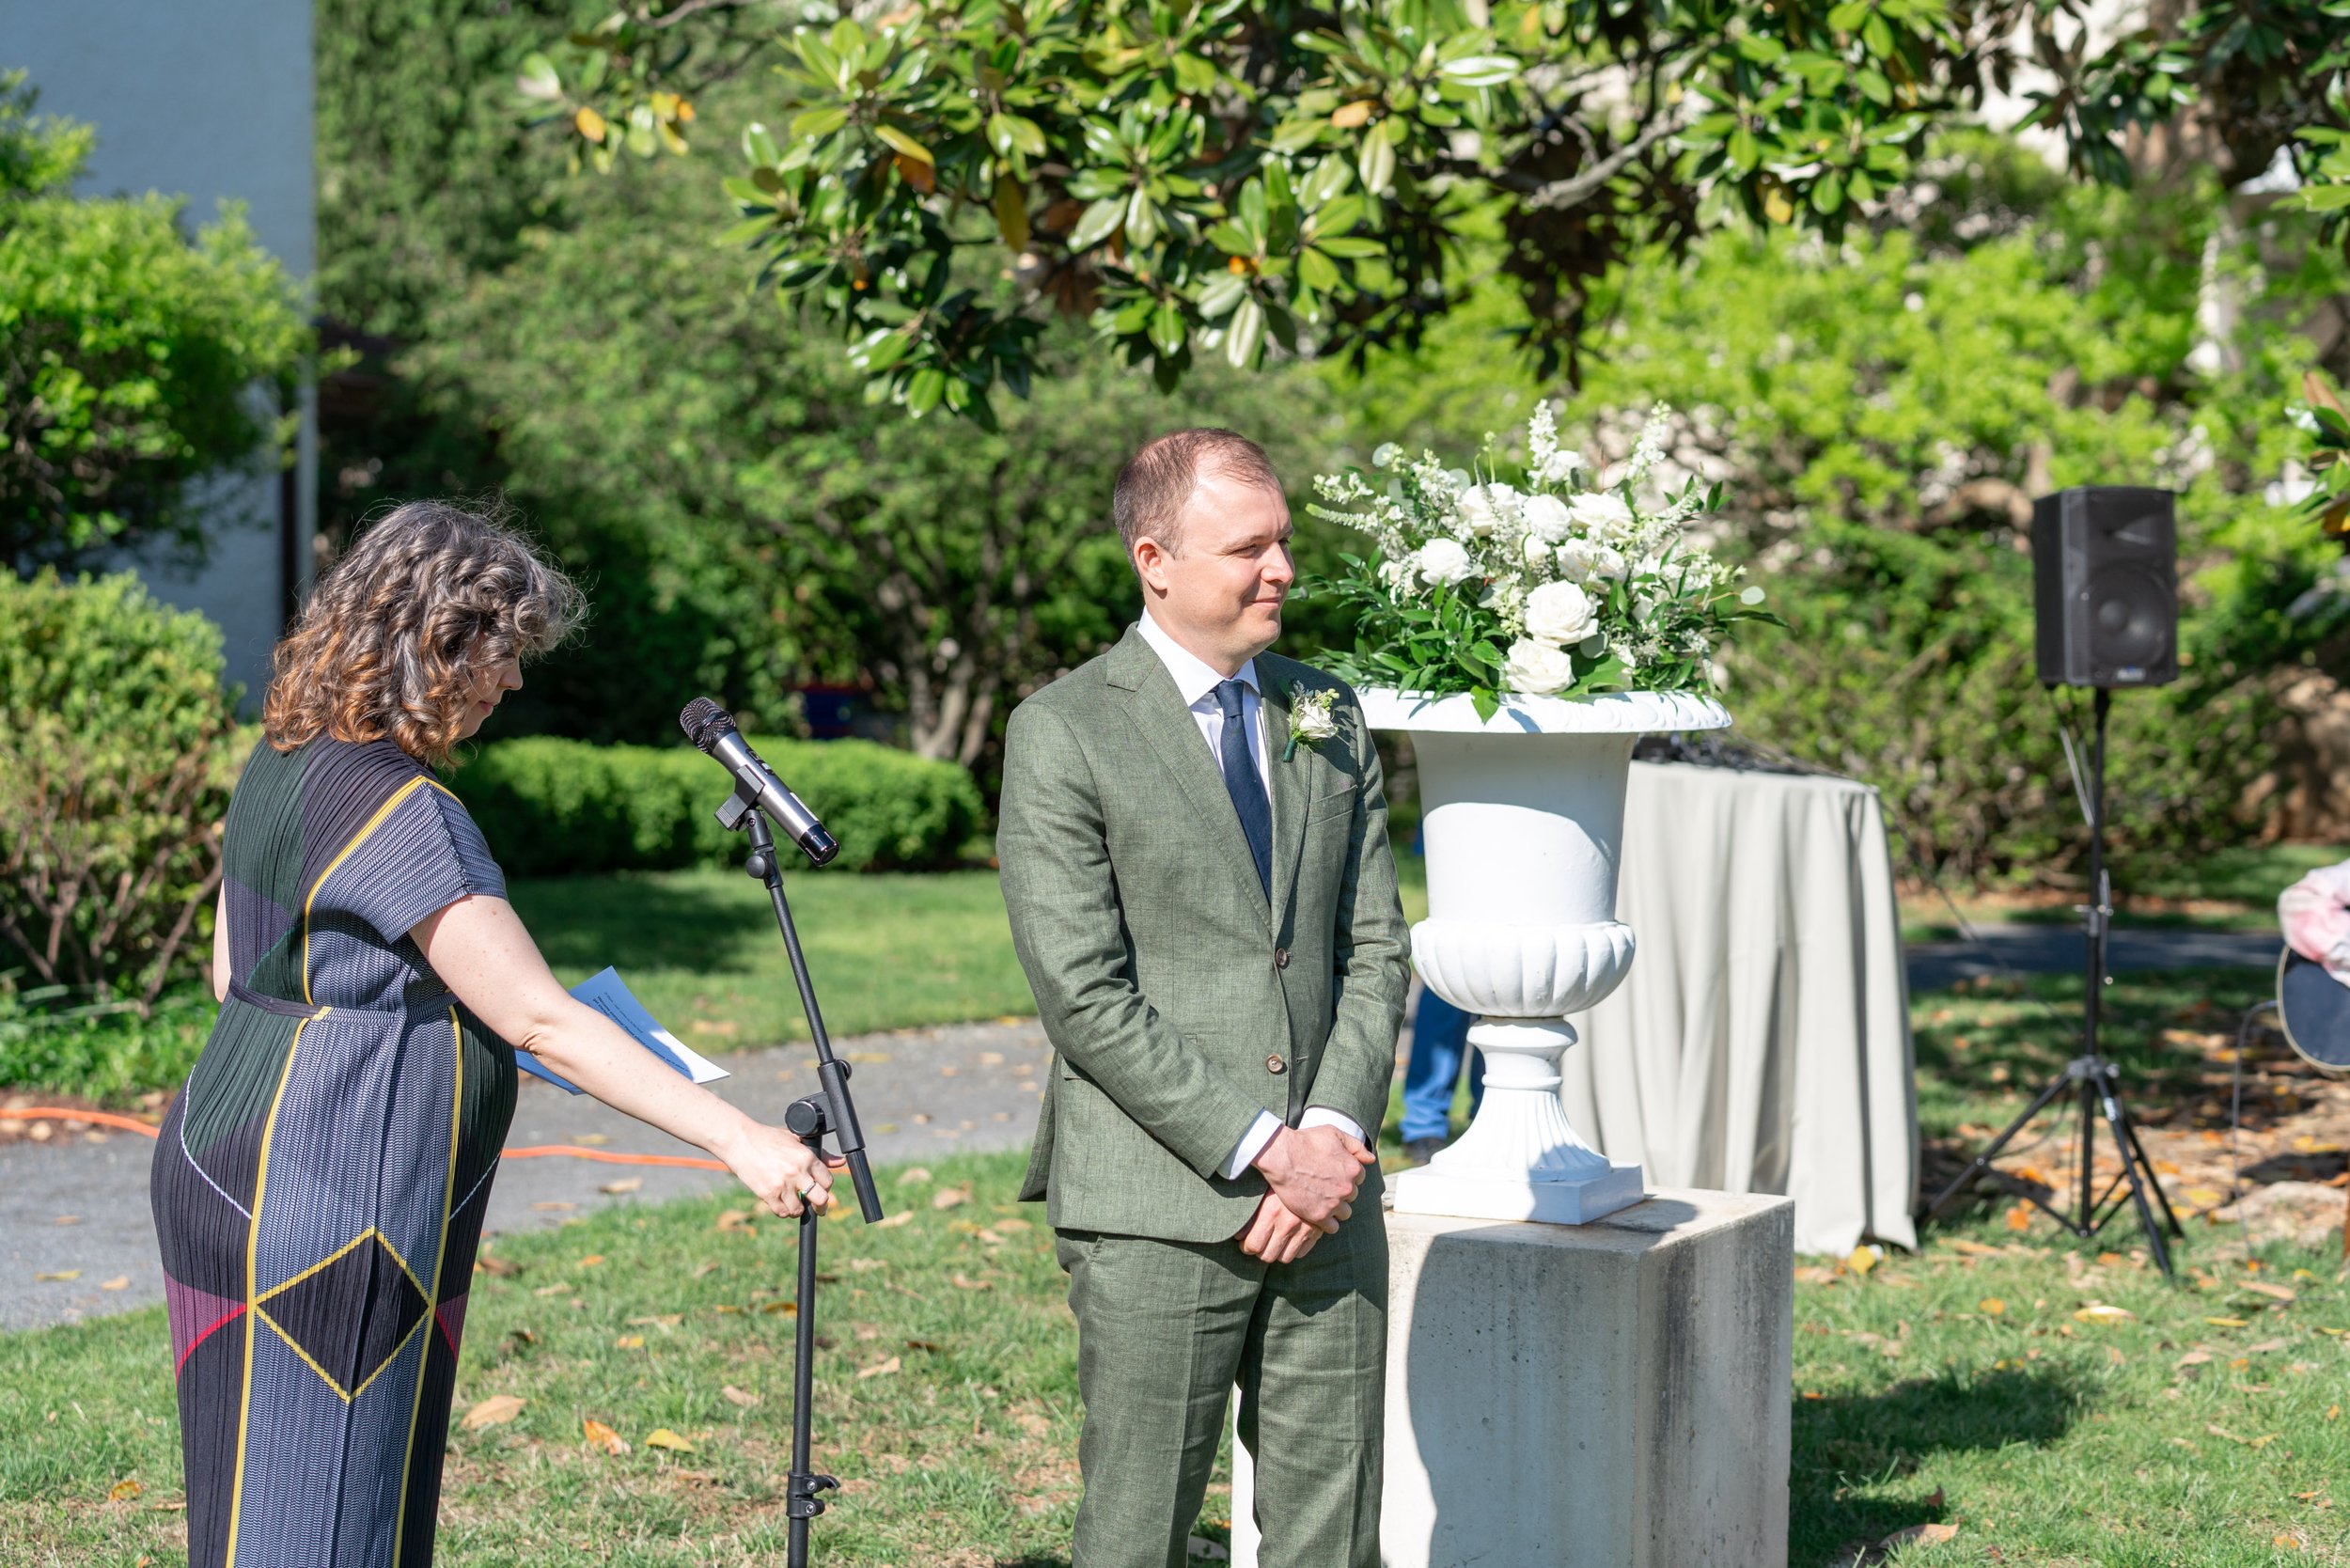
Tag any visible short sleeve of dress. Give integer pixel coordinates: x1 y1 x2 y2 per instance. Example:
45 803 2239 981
332 780 509 945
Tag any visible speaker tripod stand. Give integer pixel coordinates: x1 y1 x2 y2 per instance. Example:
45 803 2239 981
1924 687 2186 1278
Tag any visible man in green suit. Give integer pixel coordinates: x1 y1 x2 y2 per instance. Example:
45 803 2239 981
997 427 1412 1568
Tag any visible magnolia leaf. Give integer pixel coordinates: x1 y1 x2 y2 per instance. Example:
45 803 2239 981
1358 130 1397 196
645 1428 696 1452
462 1395 525 1431
873 123 933 165
516 53 563 102
1068 196 1126 252
583 1418 630 1454
721 1385 760 1408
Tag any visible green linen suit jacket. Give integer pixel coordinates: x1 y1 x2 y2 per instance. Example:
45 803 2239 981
997 623 1412 1243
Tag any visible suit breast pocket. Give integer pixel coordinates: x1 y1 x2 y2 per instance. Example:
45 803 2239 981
1304 786 1356 828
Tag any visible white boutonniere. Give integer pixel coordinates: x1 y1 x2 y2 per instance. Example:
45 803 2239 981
1283 687 1340 761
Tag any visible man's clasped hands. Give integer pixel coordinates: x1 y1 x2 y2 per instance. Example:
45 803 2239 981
1240 1122 1378 1264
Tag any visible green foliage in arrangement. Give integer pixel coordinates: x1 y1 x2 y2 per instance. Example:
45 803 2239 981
0 572 246 1010
452 735 985 878
0 73 308 569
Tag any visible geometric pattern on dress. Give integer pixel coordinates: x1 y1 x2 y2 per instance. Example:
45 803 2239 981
252 1228 431 1403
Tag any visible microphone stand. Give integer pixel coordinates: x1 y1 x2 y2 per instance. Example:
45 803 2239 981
716 788 884 1566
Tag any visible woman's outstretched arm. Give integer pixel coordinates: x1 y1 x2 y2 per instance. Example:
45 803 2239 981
414 894 838 1218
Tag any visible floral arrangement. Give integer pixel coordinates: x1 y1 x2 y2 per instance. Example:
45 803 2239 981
1306 402 1774 718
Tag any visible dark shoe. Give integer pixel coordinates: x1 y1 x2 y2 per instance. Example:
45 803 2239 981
1402 1136 1448 1167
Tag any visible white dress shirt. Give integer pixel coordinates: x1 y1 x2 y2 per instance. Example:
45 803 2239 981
1135 611 1369 1179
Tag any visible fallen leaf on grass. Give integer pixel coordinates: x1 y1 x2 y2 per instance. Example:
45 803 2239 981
1950 1239 2002 1256
577 1255 606 1268
717 1209 755 1232
870 1211 915 1229
2206 1317 2249 1328
857 1356 902 1379
600 1178 643 1196
760 1300 797 1315
721 1386 760 1408
1794 1265 1840 1285
2074 1304 2135 1325
583 1418 630 1454
626 1313 683 1330
2246 1338 2290 1354
2004 1204 2032 1232
2205 1423 2278 1449
932 1185 973 1211
462 1395 525 1431
1847 1245 1882 1276
477 1254 523 1277
904 1338 944 1353
951 1272 994 1291
1882 1523 1959 1548
2183 1186 2226 1207
108 1479 142 1501
2242 1281 2296 1303
616 1335 646 1350
1979 1298 2006 1316
993 1216 1033 1232
645 1428 695 1452
899 1167 933 1186
100 1276 128 1291
847 1257 888 1272
35 1270 80 1281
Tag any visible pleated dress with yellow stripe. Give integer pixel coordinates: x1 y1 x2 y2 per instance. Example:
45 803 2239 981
152 737 517 1568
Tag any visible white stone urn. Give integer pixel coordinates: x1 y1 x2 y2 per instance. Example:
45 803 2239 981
1361 687 1731 1225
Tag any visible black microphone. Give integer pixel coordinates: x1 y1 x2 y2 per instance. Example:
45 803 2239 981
679 698 841 866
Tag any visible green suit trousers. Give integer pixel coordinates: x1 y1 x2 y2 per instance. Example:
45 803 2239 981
1057 1209 1387 1568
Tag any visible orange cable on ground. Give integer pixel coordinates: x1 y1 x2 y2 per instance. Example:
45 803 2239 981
2 1108 725 1169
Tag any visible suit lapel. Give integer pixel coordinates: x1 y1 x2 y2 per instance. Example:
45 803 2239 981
1261 673 1308 929
1105 627 1276 929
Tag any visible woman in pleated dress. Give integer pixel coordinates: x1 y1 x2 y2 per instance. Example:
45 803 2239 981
151 500 838 1568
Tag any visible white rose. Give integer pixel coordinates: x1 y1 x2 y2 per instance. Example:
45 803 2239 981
1568 492 1635 537
1378 558 1414 593
1539 449 1586 483
1523 580 1598 646
1522 534 1551 568
1520 493 1574 544
1553 539 1627 583
1416 537 1477 587
1456 486 1500 537
1503 638 1575 696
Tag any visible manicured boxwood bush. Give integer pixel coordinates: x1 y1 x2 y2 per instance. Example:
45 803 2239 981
452 735 984 878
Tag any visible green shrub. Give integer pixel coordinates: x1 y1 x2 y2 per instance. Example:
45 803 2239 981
453 735 985 878
0 978 212 1102
0 571 244 1007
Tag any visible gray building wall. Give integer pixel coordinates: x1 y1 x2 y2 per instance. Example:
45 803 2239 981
4 0 317 706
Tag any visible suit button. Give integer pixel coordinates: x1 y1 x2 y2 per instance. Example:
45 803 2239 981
1275 948 1290 969
1266 1055 1288 1075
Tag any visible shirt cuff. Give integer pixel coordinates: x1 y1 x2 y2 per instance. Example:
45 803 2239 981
1300 1106 1367 1145
1223 1111 1284 1180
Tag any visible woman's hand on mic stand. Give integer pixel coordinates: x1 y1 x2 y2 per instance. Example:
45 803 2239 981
716 1116 847 1219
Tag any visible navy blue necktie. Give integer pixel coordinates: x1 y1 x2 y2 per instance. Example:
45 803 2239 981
1214 679 1273 900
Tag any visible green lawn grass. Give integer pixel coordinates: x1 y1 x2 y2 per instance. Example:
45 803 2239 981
6 1142 2347 1567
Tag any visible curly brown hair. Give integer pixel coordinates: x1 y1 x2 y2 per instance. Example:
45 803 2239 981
263 500 585 766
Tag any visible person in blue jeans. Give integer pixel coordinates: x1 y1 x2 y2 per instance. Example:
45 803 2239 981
1400 986 1484 1164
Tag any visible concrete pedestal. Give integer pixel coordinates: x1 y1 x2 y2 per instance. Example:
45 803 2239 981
1230 1188 1794 1568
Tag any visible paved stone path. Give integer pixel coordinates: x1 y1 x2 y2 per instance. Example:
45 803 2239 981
1 1017 1053 1334
2 924 2285 1332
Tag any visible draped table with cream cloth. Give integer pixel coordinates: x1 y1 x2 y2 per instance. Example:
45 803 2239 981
1555 760 1918 1254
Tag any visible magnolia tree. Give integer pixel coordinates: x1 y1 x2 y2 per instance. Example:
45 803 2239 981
521 0 2350 422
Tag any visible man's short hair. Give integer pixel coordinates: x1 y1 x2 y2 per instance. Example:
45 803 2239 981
1113 428 1284 557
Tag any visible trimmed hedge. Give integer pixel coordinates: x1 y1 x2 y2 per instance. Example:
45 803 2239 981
451 735 984 878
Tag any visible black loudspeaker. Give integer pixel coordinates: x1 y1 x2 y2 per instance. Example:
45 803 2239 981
2032 486 2178 688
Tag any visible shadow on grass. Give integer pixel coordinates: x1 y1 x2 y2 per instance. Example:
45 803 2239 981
1791 1363 2085 1565
507 870 779 977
